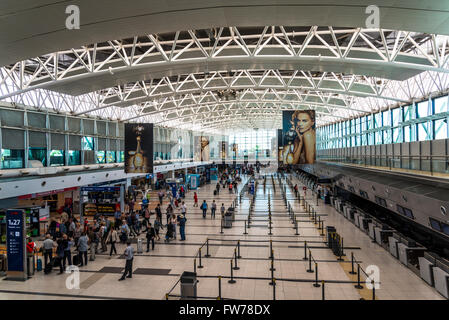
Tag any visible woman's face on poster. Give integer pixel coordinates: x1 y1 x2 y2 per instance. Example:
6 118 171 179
293 113 314 134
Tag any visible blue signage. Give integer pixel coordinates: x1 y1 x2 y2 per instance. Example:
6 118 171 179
6 209 25 272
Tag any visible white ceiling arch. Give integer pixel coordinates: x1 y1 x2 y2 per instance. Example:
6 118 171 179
1 0 449 66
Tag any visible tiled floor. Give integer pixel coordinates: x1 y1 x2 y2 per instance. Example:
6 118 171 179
0 168 444 300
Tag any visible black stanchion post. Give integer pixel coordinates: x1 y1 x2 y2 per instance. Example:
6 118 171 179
349 252 356 275
220 218 224 234
303 241 308 260
272 278 276 300
228 260 236 284
237 240 241 258
233 249 240 270
194 258 197 273
205 239 211 258
295 221 299 235
244 220 248 234
307 250 314 273
338 237 344 261
354 264 363 289
269 240 273 259
198 248 204 268
372 280 375 300
218 276 222 300
313 263 320 287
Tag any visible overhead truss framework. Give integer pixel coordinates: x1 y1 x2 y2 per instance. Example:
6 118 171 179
1 26 449 130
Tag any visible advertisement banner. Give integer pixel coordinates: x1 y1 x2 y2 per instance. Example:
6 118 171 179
125 123 153 173
194 136 210 162
220 141 228 163
282 110 316 165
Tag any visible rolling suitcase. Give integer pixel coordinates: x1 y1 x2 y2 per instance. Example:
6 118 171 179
44 260 53 274
73 254 79 266
36 258 42 272
137 238 143 254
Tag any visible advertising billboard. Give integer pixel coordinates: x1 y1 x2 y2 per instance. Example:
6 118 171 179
282 110 316 164
194 136 210 161
125 123 153 173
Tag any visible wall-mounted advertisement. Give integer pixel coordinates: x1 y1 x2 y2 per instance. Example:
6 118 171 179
282 110 316 165
220 141 228 163
277 129 283 165
125 123 153 173
194 136 210 161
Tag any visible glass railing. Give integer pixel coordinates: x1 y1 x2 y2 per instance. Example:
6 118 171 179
317 155 449 176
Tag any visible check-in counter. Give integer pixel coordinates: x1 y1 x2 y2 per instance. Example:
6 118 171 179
419 255 435 286
354 212 361 228
397 241 426 276
389 236 399 258
433 263 449 299
368 222 376 241
343 204 350 218
375 227 393 248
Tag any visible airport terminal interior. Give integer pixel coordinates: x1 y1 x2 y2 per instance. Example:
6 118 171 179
0 1 449 301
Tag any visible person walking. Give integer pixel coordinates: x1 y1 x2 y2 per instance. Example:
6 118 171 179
55 237 67 274
211 200 217 219
119 241 134 281
114 209 122 229
177 214 187 241
201 200 208 218
216 182 220 195
193 192 198 207
120 220 130 243
228 182 233 194
155 204 163 224
220 203 226 218
180 201 187 216
63 234 73 268
158 190 164 205
106 228 118 256
165 204 173 225
145 223 155 252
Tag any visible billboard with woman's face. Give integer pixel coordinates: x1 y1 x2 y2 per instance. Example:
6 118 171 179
282 110 316 164
194 136 210 162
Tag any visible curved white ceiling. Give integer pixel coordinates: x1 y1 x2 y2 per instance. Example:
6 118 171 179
1 0 449 66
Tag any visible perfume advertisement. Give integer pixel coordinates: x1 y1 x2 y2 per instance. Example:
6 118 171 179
220 141 228 161
124 123 154 173
194 136 210 162
277 129 283 165
282 110 316 165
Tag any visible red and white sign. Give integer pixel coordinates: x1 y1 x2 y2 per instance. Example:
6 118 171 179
18 187 78 200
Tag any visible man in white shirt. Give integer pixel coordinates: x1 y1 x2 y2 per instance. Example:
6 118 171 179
181 201 187 216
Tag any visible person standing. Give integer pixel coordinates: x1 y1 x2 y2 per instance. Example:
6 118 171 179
180 201 187 216
228 182 233 194
211 200 217 219
42 234 55 268
145 223 155 252
106 228 118 256
77 232 89 267
201 200 208 219
165 204 173 225
114 209 122 229
178 214 187 241
119 242 134 281
63 234 73 268
193 192 198 207
216 182 220 195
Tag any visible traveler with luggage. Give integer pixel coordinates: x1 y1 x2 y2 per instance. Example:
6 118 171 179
211 200 217 219
164 220 175 243
145 223 156 252
119 241 134 281
201 200 208 219
42 234 55 269
106 228 118 256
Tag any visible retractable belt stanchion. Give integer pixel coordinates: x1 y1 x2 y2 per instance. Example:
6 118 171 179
372 279 376 300
198 248 203 268
233 249 240 270
205 239 210 258
322 281 325 300
307 250 314 273
272 278 276 300
354 264 363 289
244 220 248 234
228 260 236 284
313 263 320 287
269 240 273 259
217 276 222 300
303 241 308 260
237 240 242 258
349 252 356 274
220 217 224 234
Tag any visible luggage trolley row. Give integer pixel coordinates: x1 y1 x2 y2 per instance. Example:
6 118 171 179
330 195 449 299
